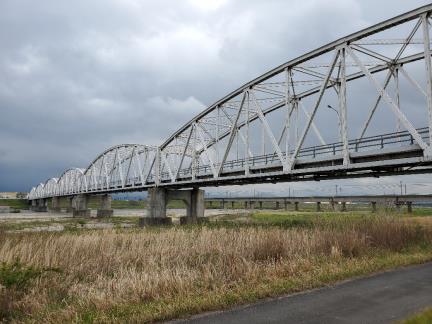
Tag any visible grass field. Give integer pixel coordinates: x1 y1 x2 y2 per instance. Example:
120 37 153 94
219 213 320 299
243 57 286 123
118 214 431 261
0 199 29 210
403 308 432 324
0 211 432 323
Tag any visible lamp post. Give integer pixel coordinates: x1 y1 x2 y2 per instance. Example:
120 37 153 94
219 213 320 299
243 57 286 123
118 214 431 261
328 104 342 146
327 104 339 117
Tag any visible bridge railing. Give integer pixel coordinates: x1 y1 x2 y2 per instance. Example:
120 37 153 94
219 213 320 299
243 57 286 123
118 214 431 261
159 127 429 181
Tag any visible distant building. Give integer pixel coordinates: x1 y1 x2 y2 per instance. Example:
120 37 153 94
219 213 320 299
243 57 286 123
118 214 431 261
0 192 28 199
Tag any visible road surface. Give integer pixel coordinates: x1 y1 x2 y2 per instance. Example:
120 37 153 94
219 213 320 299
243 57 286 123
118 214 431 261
175 262 432 324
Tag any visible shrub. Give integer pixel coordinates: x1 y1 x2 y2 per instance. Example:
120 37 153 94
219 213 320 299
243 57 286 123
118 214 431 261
0 261 41 289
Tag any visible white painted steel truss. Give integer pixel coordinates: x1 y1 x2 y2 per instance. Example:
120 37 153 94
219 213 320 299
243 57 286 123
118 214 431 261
29 5 432 199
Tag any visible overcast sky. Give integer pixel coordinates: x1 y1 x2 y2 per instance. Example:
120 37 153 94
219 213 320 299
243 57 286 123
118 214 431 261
1 0 432 195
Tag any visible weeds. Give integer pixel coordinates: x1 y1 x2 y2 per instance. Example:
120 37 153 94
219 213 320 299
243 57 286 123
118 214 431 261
0 261 41 289
403 307 432 324
0 216 431 322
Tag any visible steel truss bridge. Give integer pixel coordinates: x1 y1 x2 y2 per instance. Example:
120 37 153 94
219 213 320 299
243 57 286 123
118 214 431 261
29 5 432 200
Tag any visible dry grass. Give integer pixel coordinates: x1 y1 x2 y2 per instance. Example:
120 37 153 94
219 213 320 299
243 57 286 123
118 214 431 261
0 216 431 322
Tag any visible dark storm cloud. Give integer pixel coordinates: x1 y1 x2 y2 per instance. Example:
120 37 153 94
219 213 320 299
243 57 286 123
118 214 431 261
1 0 431 192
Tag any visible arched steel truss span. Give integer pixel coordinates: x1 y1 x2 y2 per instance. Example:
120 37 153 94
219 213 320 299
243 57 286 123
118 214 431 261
29 5 432 199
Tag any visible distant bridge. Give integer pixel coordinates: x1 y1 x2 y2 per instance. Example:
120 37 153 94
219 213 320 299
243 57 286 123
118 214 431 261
28 5 432 223
206 194 432 213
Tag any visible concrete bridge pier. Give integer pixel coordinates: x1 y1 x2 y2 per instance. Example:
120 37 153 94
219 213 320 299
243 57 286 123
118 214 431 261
50 196 61 212
72 194 91 217
340 202 347 212
30 199 37 211
97 194 113 217
30 199 47 212
140 187 205 226
38 199 47 212
330 199 336 211
180 188 206 224
250 201 255 210
316 201 321 212
407 201 413 214
65 197 73 213
294 202 299 211
275 201 280 210
371 201 377 213
259 201 263 209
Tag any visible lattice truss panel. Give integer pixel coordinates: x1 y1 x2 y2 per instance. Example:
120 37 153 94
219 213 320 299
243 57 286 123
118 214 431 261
29 6 432 199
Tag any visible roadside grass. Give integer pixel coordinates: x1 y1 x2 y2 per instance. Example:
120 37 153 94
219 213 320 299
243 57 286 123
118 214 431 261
410 208 432 217
0 214 431 322
403 308 432 324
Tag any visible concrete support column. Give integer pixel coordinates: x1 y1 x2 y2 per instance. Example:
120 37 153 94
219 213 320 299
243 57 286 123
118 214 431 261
141 188 172 226
244 201 248 209
395 202 401 213
177 188 206 225
30 199 38 211
330 199 336 211
231 201 235 209
72 194 91 217
371 201 377 213
209 201 213 208
32 199 47 212
294 202 299 211
50 196 61 212
250 201 255 210
66 197 73 213
407 201 413 214
316 201 321 212
275 201 280 210
97 194 113 218
284 200 288 211
259 201 263 209
143 188 206 226
220 200 224 209
340 202 347 212
187 188 205 220
147 187 167 218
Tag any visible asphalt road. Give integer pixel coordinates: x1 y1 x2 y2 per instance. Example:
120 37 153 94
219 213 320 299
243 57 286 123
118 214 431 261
175 262 432 324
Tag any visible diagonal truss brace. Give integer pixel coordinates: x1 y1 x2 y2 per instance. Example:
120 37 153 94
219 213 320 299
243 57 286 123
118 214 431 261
250 90 289 171
289 50 340 169
359 68 393 139
347 45 431 156
217 92 247 176
220 106 254 159
195 122 218 178
399 66 427 97
298 101 326 145
161 152 175 183
174 127 193 181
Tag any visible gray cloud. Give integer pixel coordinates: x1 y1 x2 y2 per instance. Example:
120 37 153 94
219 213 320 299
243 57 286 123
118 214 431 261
1 0 432 192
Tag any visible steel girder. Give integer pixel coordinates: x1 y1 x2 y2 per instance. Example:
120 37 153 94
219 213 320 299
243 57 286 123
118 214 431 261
28 5 432 199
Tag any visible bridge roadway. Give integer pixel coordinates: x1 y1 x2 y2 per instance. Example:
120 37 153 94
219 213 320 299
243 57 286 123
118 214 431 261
27 5 432 224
